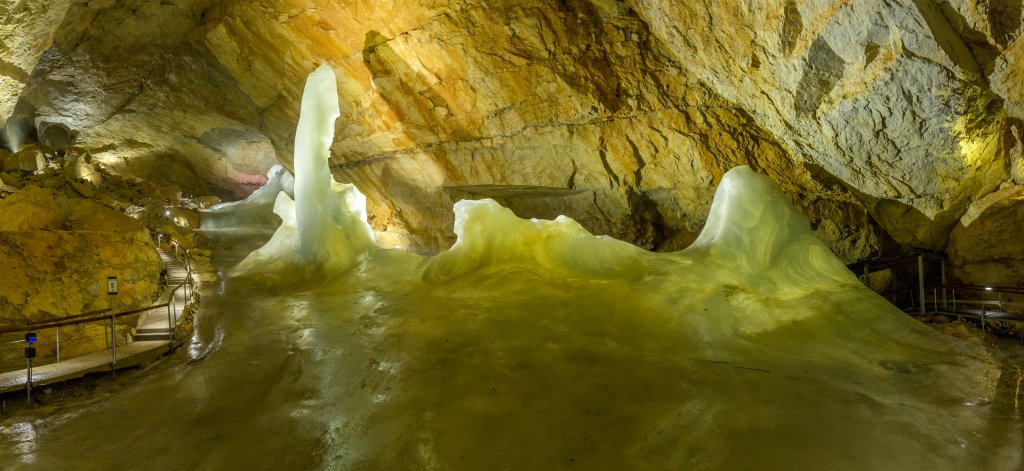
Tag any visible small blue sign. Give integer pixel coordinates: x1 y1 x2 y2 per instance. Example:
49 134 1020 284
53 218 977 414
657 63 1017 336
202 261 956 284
25 332 36 343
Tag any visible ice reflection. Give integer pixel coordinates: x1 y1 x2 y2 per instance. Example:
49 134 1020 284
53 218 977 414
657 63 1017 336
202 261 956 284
1 64 1021 471
1 422 37 464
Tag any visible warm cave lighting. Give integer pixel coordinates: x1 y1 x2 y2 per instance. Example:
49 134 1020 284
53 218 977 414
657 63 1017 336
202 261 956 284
0 120 28 153
192 65 1009 469
5 64 1018 471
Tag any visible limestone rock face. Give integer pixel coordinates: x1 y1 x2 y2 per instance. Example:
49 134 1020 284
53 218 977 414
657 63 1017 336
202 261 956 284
0 174 161 369
3 1 1024 274
0 185 63 230
64 198 144 232
0 229 160 369
946 185 1024 286
2 0 277 199
0 0 74 132
194 0 884 259
630 0 1014 250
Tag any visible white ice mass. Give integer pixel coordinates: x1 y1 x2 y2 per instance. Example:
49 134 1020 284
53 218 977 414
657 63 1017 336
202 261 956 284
9 65 1015 471
206 65 1015 469
230 64 376 280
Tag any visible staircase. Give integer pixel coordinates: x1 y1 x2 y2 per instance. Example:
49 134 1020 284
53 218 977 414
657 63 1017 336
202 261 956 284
134 248 191 341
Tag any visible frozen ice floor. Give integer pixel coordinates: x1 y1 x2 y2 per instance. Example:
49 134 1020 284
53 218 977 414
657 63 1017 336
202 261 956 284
0 223 1021 470
1 64 1020 468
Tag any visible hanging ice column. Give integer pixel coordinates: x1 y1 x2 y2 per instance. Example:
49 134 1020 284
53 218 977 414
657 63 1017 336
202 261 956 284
231 64 376 280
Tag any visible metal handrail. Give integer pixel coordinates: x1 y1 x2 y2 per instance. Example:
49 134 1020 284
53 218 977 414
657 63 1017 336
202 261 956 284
0 298 176 335
914 284 1024 336
152 229 196 301
2 229 201 401
166 282 193 332
928 283 1024 295
0 308 112 334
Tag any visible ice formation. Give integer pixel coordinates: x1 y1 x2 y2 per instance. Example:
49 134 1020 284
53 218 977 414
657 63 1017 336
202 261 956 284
201 164 295 229
421 199 648 282
6 66 1017 471
229 64 375 280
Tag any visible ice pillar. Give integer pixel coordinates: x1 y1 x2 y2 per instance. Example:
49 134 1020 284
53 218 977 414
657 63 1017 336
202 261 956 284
294 64 342 263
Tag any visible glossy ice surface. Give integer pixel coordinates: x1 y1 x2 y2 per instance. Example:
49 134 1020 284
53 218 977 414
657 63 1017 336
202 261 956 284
2 65 1020 470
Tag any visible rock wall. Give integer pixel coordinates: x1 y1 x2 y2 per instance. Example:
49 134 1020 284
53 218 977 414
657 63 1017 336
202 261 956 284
946 184 1024 286
2 1 1024 282
0 229 161 370
1 0 277 198
0 183 161 370
0 0 74 133
631 0 1015 251
196 0 884 258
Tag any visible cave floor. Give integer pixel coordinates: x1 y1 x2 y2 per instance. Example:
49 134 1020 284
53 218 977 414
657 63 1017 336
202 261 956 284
0 227 1022 470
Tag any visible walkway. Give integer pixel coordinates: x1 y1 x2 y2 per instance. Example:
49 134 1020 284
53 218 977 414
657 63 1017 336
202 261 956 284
932 307 1024 323
0 247 193 394
135 248 192 341
0 341 170 393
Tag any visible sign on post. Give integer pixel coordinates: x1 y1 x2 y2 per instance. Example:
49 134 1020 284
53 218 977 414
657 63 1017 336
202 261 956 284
106 276 118 376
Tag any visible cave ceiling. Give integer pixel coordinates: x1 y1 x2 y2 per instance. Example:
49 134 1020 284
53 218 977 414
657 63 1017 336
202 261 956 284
2 0 1024 268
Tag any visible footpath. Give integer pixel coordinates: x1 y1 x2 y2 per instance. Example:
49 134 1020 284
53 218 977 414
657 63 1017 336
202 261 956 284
0 248 193 394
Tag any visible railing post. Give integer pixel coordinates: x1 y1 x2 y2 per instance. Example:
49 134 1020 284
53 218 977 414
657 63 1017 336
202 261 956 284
918 255 926 315
980 298 986 332
110 314 117 377
940 260 947 308
55 325 60 363
25 356 32 405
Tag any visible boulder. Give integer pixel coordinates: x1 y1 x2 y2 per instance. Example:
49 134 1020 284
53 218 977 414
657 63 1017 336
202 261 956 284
4 143 48 172
0 185 64 230
1 146 40 172
65 198 144 232
196 195 221 208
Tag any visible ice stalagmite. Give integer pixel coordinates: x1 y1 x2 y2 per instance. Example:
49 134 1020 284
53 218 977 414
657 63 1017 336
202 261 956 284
230 64 375 281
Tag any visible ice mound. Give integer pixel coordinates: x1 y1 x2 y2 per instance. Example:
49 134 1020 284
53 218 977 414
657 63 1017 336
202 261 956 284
421 198 647 282
201 164 295 229
682 166 861 293
236 164 296 207
230 64 375 280
423 166 857 294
